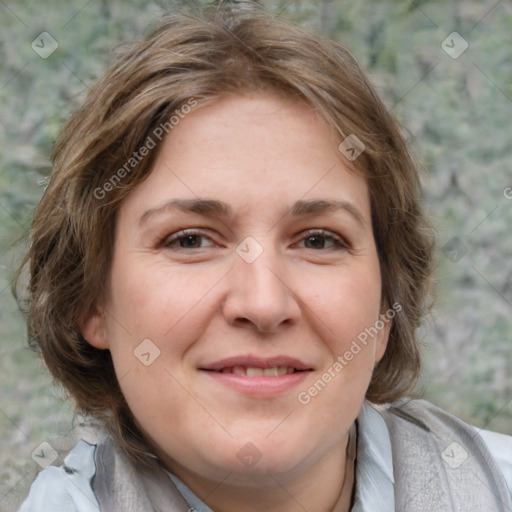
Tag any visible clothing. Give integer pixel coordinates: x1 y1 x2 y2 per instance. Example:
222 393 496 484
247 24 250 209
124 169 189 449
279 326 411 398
18 399 512 511
380 400 512 511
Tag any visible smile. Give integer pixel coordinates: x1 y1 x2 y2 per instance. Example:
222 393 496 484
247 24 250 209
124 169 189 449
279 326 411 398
218 366 298 377
200 356 313 397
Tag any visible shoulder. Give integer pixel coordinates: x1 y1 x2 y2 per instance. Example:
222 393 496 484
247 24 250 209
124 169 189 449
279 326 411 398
379 399 512 503
18 440 100 512
478 427 512 498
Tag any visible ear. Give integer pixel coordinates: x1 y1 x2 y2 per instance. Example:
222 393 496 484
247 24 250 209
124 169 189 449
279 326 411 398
80 306 109 350
374 306 393 363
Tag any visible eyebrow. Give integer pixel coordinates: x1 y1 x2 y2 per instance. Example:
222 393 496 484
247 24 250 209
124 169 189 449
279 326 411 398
140 198 366 228
140 198 231 224
290 199 366 228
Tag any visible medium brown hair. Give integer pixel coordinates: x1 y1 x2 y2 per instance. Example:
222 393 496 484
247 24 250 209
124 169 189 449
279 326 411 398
16 4 433 461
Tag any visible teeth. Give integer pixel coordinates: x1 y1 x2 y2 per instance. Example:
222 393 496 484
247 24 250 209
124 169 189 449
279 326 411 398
246 367 264 377
221 366 295 376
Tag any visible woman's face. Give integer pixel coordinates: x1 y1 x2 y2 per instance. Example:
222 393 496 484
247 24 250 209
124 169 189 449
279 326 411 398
83 94 390 491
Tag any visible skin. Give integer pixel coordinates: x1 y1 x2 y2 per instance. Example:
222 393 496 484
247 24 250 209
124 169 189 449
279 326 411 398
82 94 391 512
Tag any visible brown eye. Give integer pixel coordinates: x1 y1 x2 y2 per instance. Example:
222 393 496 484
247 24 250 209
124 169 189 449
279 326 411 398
163 230 215 249
298 230 347 250
304 234 328 249
179 235 203 248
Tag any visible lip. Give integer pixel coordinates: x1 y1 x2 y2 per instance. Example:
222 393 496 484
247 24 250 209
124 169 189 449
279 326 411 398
199 355 313 398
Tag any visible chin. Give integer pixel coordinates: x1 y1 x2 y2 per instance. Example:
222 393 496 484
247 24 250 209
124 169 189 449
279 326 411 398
222 430 325 478
219 450 311 485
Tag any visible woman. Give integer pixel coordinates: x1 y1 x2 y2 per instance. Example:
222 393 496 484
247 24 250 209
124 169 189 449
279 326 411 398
17 3 512 511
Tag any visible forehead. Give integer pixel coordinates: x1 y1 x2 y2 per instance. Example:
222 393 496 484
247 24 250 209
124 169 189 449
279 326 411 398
119 93 371 226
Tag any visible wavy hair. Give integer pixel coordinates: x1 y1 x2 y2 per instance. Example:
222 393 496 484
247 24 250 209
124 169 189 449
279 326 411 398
15 3 434 462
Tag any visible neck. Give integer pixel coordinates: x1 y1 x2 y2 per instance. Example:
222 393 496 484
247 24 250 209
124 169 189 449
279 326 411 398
171 432 351 512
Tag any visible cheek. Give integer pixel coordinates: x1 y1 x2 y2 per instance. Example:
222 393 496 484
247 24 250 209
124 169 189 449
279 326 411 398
106 254 216 340
299 262 383 405
310 264 382 345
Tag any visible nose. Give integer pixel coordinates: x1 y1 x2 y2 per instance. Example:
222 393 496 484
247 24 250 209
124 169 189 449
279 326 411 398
222 247 301 334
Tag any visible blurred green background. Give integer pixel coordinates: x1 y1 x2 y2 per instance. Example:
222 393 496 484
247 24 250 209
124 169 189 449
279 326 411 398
1 0 511 509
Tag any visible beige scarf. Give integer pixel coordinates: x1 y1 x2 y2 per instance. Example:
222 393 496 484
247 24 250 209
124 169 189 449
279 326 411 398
93 426 357 511
92 400 511 511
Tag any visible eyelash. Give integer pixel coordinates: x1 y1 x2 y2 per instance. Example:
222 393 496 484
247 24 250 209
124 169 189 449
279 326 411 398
293 229 349 250
162 229 216 249
162 229 349 251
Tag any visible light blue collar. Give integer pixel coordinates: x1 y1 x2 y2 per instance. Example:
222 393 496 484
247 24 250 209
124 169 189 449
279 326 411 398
167 472 214 512
352 403 395 511
167 403 395 511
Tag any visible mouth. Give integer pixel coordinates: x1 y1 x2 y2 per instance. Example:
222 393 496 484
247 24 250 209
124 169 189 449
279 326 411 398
214 366 300 377
200 355 312 374
199 356 313 396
